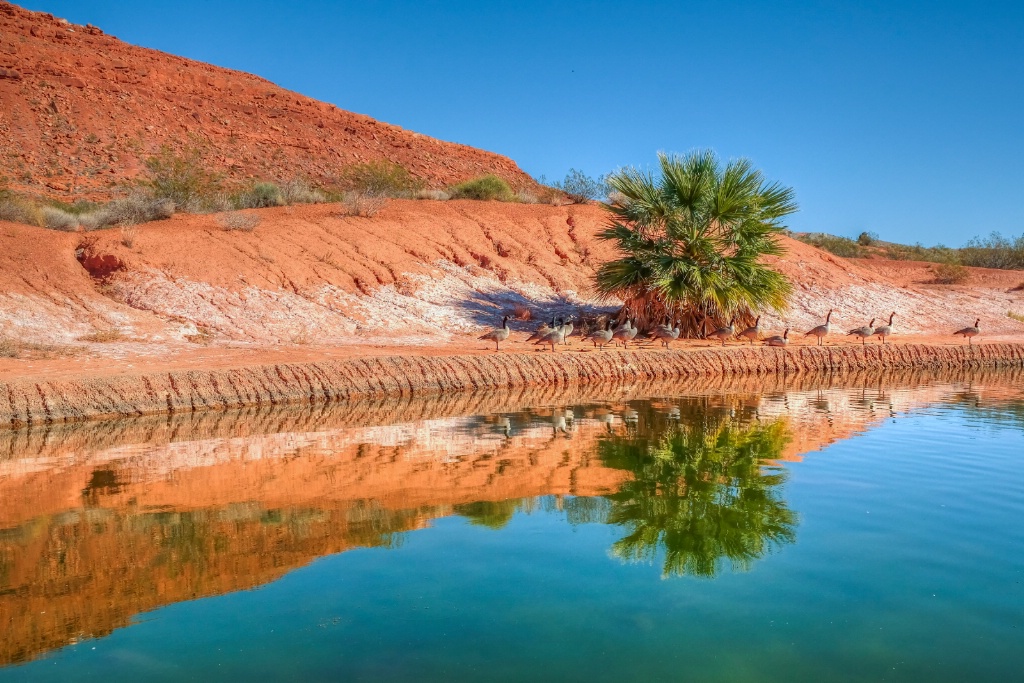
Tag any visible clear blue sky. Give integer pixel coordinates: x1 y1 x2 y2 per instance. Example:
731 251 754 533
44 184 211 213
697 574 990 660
19 0 1024 246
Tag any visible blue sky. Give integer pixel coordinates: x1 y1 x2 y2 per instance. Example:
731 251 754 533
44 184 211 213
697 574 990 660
19 0 1024 246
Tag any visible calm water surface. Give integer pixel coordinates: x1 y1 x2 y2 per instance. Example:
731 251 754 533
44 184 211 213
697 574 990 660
1 374 1023 681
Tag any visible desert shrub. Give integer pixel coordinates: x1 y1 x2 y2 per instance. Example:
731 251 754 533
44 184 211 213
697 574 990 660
0 191 41 226
795 232 864 258
140 146 222 211
338 161 424 197
511 303 532 321
551 168 609 204
883 242 958 263
449 175 514 201
41 206 80 231
234 181 283 209
217 212 261 232
959 232 1024 270
515 190 539 204
933 262 969 284
340 191 387 217
857 231 878 246
280 178 326 204
0 337 79 359
79 194 175 230
414 189 451 201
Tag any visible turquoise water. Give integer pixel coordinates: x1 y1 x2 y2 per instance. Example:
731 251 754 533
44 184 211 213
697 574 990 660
1 383 1023 681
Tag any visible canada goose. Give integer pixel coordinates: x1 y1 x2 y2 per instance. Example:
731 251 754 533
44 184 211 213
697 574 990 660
534 317 564 352
708 318 736 346
651 319 681 348
738 316 761 344
612 318 637 348
954 318 981 345
479 315 511 351
559 317 574 345
588 319 615 349
526 317 555 342
805 309 833 345
764 328 790 347
848 318 875 346
874 312 896 344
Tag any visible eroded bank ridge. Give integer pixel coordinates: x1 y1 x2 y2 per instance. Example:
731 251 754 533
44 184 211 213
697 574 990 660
3 343 1024 428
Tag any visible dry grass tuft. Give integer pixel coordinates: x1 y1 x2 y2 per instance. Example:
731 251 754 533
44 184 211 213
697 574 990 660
511 303 533 321
120 225 137 248
0 337 81 359
1008 311 1024 323
217 211 261 232
79 329 125 343
340 191 387 217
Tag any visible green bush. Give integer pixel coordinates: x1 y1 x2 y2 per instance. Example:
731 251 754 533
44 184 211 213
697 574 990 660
234 181 284 209
141 146 223 211
338 161 423 197
794 232 864 258
857 231 878 246
449 174 515 201
551 168 609 204
960 232 1024 270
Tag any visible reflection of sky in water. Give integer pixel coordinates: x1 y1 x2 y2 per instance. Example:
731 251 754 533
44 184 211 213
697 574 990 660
0 376 1023 680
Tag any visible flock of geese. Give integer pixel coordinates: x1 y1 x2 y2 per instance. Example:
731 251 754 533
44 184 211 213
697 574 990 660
479 310 984 351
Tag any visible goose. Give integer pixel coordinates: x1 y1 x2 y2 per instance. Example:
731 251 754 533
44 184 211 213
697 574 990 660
764 328 790 347
874 312 896 344
526 317 555 342
588 319 615 349
651 319 681 348
559 317 575 345
708 318 736 346
534 317 565 352
953 318 981 345
737 316 761 344
612 318 637 348
847 318 875 346
478 315 510 351
804 309 833 346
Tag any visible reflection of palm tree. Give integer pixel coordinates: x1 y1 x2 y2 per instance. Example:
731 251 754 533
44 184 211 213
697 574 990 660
598 401 797 578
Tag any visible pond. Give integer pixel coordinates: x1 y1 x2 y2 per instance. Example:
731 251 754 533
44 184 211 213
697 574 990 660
1 370 1022 681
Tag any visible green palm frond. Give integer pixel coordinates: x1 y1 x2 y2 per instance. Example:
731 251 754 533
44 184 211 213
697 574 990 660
595 149 797 333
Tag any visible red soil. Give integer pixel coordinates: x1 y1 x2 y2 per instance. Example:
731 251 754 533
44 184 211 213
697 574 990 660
0 2 535 199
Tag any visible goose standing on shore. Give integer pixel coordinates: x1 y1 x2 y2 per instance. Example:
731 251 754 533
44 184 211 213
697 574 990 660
559 317 575 345
651 319 681 348
764 328 790 347
954 318 981 345
738 316 761 344
612 318 637 349
848 318 875 346
708 318 736 346
534 318 565 352
479 315 511 351
526 317 555 343
874 312 896 344
588 320 615 349
804 309 833 346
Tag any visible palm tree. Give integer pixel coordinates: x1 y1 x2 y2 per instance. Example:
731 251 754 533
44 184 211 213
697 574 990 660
595 150 797 336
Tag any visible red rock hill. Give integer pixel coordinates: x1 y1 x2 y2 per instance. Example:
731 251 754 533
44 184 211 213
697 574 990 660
0 1 535 199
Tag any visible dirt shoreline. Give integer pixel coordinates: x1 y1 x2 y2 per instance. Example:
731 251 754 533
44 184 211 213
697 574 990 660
3 341 1023 428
